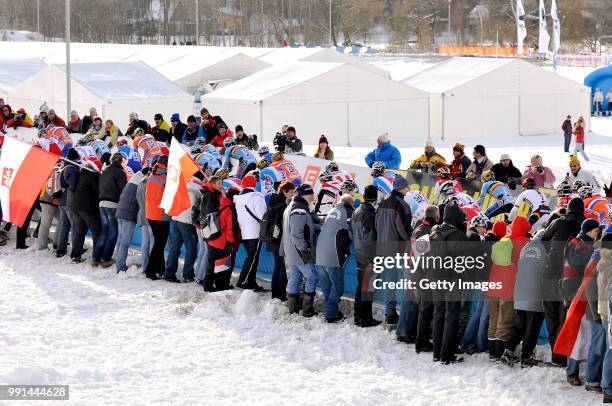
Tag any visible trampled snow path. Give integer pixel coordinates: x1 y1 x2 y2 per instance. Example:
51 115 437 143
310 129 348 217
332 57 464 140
0 247 602 406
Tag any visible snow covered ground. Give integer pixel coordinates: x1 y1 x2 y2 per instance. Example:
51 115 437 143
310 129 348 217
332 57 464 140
0 247 604 405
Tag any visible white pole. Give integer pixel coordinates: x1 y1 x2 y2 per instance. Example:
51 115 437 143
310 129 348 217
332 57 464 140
195 0 199 44
448 0 451 51
65 0 71 120
329 0 332 46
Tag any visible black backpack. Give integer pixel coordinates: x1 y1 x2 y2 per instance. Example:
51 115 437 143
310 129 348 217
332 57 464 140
259 208 279 243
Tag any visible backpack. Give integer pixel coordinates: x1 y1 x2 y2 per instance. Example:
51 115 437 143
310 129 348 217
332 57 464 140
259 208 278 243
46 166 64 198
491 237 513 266
200 211 221 241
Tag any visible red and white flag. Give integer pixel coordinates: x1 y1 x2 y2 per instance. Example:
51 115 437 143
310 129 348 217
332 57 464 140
554 258 599 360
0 136 59 227
160 140 200 217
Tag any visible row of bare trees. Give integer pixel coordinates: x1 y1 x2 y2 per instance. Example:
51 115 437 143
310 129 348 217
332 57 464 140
0 0 609 52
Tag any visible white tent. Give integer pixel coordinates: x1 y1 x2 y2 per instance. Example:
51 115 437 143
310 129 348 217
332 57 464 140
402 57 591 140
0 58 47 101
154 51 272 93
202 62 429 147
7 61 193 130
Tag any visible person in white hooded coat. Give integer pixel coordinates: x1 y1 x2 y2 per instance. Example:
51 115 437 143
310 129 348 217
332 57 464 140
234 174 267 291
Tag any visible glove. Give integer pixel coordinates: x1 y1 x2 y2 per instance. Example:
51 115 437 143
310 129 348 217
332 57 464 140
604 182 612 198
508 178 516 190
299 249 310 264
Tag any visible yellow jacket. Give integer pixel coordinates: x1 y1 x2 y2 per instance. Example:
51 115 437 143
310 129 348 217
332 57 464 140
160 120 171 133
410 150 446 169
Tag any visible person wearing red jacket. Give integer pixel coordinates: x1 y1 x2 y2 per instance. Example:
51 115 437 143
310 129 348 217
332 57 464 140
144 156 170 280
47 109 66 128
448 143 471 179
210 123 234 148
487 216 532 360
203 185 241 292
5 108 33 129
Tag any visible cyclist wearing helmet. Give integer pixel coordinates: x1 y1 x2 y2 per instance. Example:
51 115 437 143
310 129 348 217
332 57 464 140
370 161 386 178
433 167 463 204
117 143 142 173
257 146 273 163
438 180 466 205
221 142 257 179
477 170 515 218
555 181 573 209
582 185 609 224
270 153 301 186
257 158 270 170
508 177 551 231
404 190 429 228
194 152 221 180
271 151 285 162
315 169 356 218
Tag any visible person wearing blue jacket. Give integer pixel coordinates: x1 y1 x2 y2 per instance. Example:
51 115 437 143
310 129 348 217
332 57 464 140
364 133 401 170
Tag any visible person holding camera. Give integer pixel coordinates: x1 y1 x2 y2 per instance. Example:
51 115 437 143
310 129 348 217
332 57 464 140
520 154 556 189
273 126 302 153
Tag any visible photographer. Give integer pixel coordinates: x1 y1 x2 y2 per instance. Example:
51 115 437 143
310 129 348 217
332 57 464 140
6 108 33 129
521 154 556 188
274 126 302 153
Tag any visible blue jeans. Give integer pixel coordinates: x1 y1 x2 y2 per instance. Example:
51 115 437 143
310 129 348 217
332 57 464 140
195 232 208 282
573 142 589 161
586 321 607 385
140 223 153 271
567 358 580 378
56 206 72 255
115 219 136 272
94 207 118 262
163 221 198 280
287 263 318 295
397 272 419 338
383 267 402 315
460 294 489 353
318 266 344 318
602 321 611 395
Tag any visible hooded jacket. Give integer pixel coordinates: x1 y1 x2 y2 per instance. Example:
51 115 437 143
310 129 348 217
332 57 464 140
488 216 531 299
233 188 267 239
351 201 377 267
365 141 401 170
375 190 412 256
316 202 354 268
282 195 316 266
116 170 146 223
207 194 239 250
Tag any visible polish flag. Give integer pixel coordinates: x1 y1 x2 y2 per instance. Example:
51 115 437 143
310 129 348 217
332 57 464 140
553 257 599 360
214 256 231 273
0 136 59 227
160 140 200 217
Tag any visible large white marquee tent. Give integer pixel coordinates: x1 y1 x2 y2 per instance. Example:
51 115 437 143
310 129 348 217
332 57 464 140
8 61 193 130
0 58 47 101
402 57 591 140
202 61 429 147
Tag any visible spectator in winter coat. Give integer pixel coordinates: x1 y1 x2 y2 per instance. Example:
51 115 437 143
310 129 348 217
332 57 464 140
598 235 612 402
567 154 600 191
169 113 187 144
375 174 413 325
136 173 153 272
125 112 150 137
0 104 14 129
203 184 240 292
210 123 233 148
448 143 472 179
540 197 585 366
235 125 259 150
199 108 218 142
410 139 446 174
103 119 123 146
365 133 401 170
572 116 588 161
316 194 355 322
145 156 170 280
115 169 147 273
503 232 546 366
162 178 200 283
521 154 556 188
83 117 105 142
234 175 267 291
37 165 61 251
593 89 604 115
351 185 381 328
181 115 200 146
429 204 468 364
314 134 334 160
197 176 222 291
80 107 97 132
465 145 493 180
283 126 303 153
66 111 82 133
491 154 522 186
488 216 531 363
71 159 103 263
55 149 81 258
46 109 66 128
268 181 296 301
94 153 127 267
562 115 573 152
283 184 319 317
5 108 33 129
151 113 171 143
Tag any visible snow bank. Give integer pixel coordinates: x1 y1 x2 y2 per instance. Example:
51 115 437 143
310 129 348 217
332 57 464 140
0 248 602 405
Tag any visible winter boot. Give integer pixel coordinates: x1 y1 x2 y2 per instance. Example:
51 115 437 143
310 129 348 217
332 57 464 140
488 340 499 362
520 355 540 368
501 349 517 366
385 308 399 325
301 292 318 318
202 274 216 292
326 311 345 323
287 293 300 315
358 301 381 327
495 341 506 360
604 392 612 403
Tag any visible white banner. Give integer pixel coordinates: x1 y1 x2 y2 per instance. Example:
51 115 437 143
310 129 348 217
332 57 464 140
286 153 372 192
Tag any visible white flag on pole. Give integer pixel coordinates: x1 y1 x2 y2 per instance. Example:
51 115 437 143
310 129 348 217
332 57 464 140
538 0 550 55
551 0 561 54
516 0 527 55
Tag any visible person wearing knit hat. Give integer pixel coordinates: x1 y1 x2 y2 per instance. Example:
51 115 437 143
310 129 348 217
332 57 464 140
125 112 151 137
296 184 314 197
46 108 66 128
566 154 601 192
240 174 257 190
392 174 410 194
580 218 603 235
314 134 334 161
449 143 471 179
491 153 522 185
362 184 378 203
465 144 493 180
365 132 401 170
410 138 446 174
